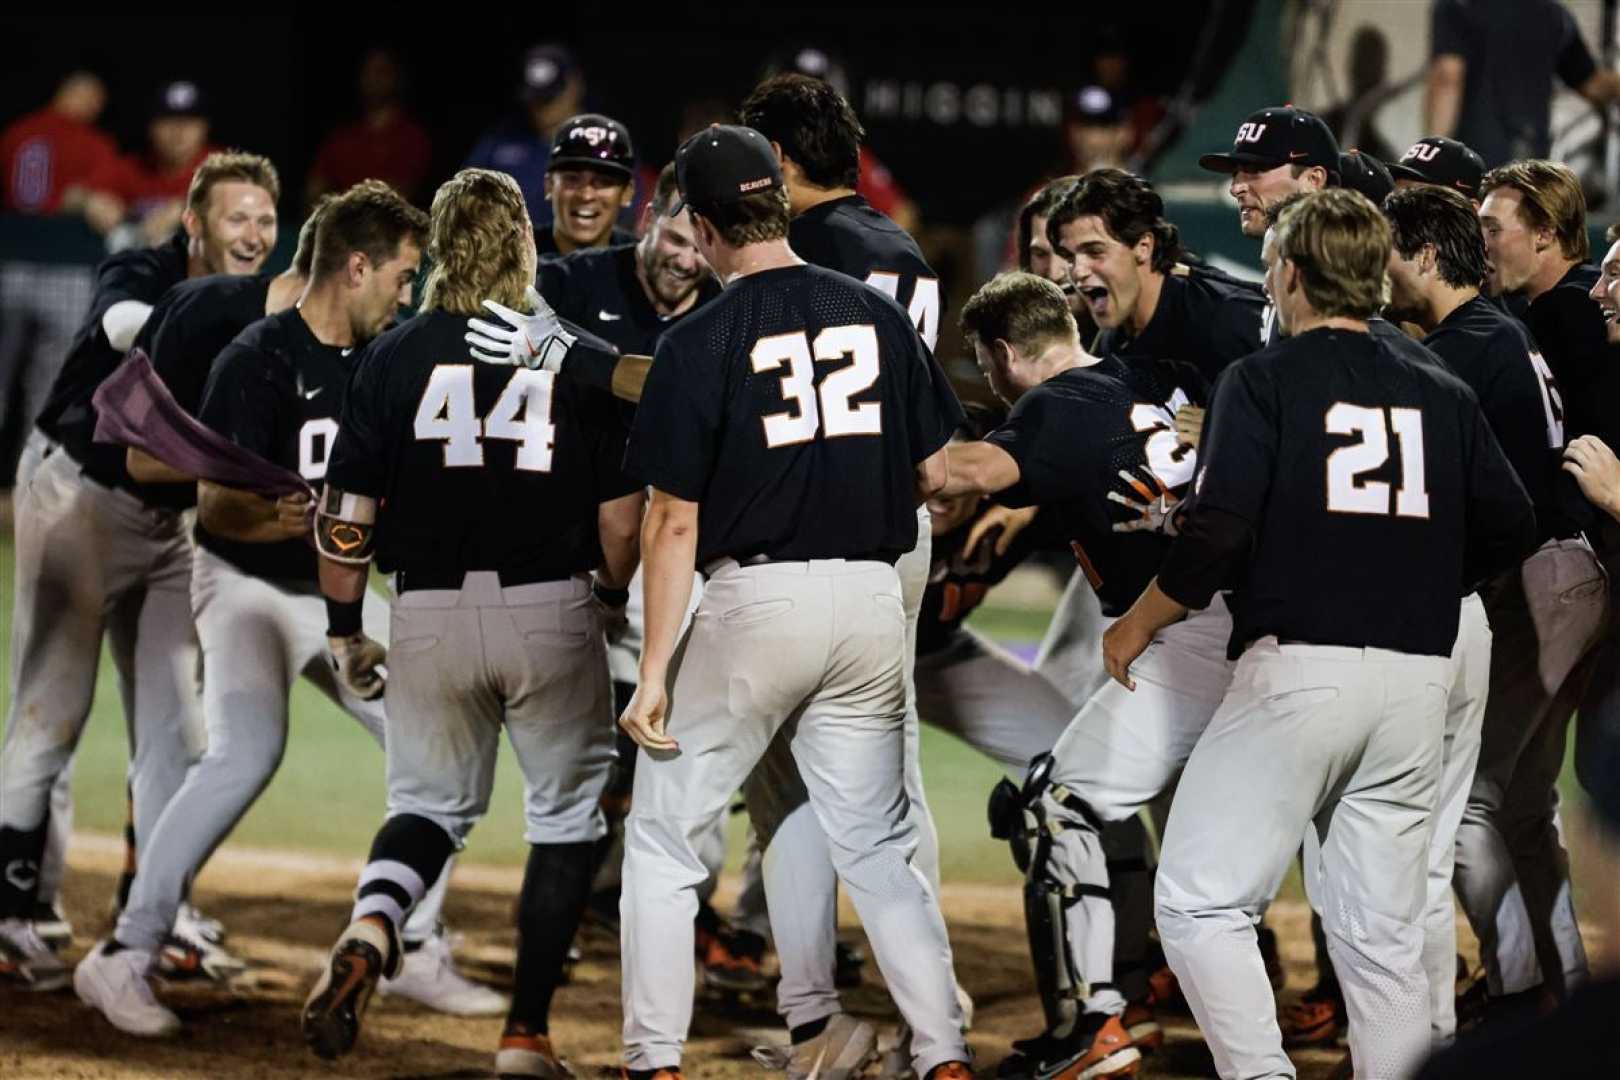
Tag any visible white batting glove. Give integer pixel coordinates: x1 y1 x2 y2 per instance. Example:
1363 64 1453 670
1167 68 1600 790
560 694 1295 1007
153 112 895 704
1107 466 1183 535
328 633 387 701
465 285 577 372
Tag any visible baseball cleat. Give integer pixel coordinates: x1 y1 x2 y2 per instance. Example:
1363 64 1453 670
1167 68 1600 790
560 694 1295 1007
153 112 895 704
381 926 507 1016
700 925 769 993
495 1030 575 1079
73 940 180 1037
1279 981 1345 1047
156 926 247 983
175 902 227 946
753 1013 880 1080
30 899 73 951
1122 1001 1163 1054
302 917 400 1060
996 1013 1141 1079
0 916 71 991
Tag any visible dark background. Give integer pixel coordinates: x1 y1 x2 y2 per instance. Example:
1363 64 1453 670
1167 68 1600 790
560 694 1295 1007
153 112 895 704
0 7 1254 224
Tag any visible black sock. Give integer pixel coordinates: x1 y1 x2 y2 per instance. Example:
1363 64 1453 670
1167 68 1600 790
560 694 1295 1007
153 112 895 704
116 795 137 910
791 1016 830 1044
356 814 455 933
507 840 595 1035
0 823 49 918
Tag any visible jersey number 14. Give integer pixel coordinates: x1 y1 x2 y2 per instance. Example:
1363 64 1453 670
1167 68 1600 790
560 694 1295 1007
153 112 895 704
414 365 557 472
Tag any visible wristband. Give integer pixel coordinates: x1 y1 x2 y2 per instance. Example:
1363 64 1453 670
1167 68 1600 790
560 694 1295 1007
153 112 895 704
593 583 630 608
325 595 364 638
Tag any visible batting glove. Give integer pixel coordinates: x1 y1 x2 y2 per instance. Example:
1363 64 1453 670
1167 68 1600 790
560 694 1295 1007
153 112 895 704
465 286 577 372
328 632 387 701
1107 465 1183 535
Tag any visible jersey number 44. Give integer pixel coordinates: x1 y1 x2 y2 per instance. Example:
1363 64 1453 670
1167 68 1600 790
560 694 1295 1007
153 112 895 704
414 365 558 472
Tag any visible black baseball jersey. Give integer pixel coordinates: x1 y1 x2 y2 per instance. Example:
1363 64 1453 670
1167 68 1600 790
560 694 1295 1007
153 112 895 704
624 264 960 567
790 194 942 350
917 505 1056 656
326 310 640 583
1523 264 1615 445
1099 262 1266 399
195 309 356 583
85 273 274 512
985 362 1199 617
536 243 721 358
1424 296 1586 541
36 232 189 480
536 225 637 262
1173 327 1535 658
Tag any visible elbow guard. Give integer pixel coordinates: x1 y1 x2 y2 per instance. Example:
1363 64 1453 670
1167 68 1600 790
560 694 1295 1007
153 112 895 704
314 487 377 565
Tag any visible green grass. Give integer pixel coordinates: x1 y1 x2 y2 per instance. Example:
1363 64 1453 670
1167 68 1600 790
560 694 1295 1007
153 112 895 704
0 532 1029 882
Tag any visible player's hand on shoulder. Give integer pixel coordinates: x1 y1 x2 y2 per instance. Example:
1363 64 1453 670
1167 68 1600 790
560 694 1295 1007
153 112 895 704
966 504 1038 559
465 285 577 372
1108 466 1183 535
328 632 387 701
619 681 677 753
1563 434 1620 519
275 491 314 539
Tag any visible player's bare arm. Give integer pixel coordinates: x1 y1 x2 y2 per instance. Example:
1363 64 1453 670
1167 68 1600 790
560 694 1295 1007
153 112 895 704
1424 54 1466 138
965 503 1039 559
313 485 385 701
596 489 646 590
125 447 193 484
915 444 949 504
197 480 312 543
937 439 1020 498
619 487 697 753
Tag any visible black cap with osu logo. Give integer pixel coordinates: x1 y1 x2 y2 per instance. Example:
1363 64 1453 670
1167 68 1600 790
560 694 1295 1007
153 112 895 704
669 124 783 218
1199 106 1340 178
548 113 635 180
1385 136 1486 198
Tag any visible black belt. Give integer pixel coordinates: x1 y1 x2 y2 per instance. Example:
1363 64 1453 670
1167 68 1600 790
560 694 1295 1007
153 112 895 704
394 568 573 593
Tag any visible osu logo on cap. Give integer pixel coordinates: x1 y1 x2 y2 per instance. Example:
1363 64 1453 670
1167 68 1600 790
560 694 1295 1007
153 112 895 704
1235 122 1268 144
1403 141 1442 163
571 125 613 146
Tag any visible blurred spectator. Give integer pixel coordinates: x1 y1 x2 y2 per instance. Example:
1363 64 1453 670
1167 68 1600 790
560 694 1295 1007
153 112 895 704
308 48 432 204
1062 86 1133 174
770 44 920 233
465 43 586 226
0 70 124 231
96 80 220 246
1321 25 1399 164
1426 0 1620 166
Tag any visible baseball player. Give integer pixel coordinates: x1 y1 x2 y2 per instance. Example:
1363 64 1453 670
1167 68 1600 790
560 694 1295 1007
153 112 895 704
538 112 637 259
735 70 958 1038
937 269 1210 1079
1106 189 1535 1080
0 152 278 989
1465 160 1611 1010
300 169 643 1080
614 123 969 1080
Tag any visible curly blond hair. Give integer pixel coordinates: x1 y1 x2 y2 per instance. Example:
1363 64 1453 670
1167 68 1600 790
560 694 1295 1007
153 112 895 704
420 169 534 317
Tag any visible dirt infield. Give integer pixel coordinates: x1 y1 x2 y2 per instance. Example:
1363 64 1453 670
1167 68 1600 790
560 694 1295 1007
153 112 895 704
2 835 1438 1079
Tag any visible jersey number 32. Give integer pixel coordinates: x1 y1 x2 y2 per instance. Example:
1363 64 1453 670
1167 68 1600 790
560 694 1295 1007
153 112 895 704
752 325 883 448
414 365 557 472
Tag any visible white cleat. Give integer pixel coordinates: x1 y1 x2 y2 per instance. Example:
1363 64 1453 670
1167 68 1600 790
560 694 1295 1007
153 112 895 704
175 902 226 946
0 916 70 991
380 926 507 1016
789 1014 880 1080
74 941 181 1037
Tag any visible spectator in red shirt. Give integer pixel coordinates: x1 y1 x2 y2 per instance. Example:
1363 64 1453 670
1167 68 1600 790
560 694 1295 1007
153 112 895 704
307 48 433 205
96 81 219 246
1 70 125 231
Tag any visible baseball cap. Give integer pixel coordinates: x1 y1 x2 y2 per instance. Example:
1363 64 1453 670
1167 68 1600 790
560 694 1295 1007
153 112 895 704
1198 106 1340 178
1385 136 1486 198
152 80 208 120
548 113 634 180
1337 150 1393 206
670 124 783 218
521 44 577 103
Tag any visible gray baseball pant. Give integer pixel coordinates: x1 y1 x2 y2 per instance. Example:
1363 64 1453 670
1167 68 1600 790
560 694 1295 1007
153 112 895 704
115 546 448 952
621 559 966 1077
1157 639 1450 1080
1454 538 1607 999
1034 569 1110 708
1 440 203 890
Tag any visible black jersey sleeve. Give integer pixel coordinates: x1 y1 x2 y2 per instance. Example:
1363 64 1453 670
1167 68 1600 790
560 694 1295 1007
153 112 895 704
197 343 285 460
536 257 584 323
1462 398 1538 588
326 346 390 498
623 333 720 501
1529 287 1608 408
1187 359 1278 524
985 388 1091 507
901 324 964 464
574 383 642 503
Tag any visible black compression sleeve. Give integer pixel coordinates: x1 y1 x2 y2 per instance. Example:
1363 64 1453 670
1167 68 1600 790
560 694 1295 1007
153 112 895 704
325 596 364 638
1157 505 1254 610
